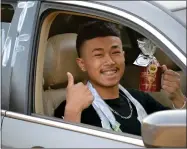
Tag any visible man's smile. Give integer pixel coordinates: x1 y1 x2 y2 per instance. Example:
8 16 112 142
100 68 119 76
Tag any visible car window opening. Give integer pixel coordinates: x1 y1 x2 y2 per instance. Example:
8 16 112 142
34 10 186 137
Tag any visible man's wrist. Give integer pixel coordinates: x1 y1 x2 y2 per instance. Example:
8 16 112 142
171 91 187 109
172 100 186 109
64 104 82 123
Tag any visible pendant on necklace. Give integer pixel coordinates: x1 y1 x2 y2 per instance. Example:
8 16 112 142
112 121 121 132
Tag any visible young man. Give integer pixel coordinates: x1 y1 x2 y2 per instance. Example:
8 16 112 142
55 21 186 136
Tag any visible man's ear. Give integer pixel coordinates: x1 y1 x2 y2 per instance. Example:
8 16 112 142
76 58 86 72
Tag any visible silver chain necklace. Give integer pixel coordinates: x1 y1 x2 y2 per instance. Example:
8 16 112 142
108 92 133 119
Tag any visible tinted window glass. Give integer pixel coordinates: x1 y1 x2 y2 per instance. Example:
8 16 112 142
1 4 15 23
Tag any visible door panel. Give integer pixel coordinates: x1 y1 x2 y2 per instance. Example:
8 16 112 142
2 114 143 148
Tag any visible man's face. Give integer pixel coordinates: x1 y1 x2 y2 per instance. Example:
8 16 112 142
77 36 125 88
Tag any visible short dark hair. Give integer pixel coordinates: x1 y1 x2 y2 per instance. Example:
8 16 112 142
76 21 121 57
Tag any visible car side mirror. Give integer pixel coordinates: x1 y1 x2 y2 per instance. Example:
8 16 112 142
141 110 186 148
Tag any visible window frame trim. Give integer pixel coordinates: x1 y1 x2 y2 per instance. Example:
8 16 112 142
5 111 145 147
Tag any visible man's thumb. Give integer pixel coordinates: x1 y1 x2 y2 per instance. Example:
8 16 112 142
67 72 74 87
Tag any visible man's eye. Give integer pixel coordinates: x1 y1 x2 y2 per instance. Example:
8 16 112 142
94 54 103 57
112 51 121 54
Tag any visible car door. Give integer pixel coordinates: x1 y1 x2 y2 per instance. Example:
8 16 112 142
1 0 186 148
1 1 144 148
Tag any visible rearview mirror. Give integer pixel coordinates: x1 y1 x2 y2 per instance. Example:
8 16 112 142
141 110 186 148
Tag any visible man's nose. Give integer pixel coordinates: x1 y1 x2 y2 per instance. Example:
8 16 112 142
104 54 115 65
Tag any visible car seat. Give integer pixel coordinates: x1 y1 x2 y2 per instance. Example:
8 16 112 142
43 33 86 116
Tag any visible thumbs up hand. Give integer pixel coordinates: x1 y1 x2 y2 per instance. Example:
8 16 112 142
64 72 93 122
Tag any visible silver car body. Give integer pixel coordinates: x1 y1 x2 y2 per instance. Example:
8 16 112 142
1 0 186 148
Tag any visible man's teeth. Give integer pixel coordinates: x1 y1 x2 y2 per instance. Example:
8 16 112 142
102 70 117 75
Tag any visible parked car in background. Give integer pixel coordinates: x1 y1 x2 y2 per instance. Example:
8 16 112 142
1 0 186 148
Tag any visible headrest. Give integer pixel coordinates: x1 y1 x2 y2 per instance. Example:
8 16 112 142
43 33 85 89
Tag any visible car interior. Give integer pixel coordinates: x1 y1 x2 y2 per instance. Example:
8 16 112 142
35 12 186 120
